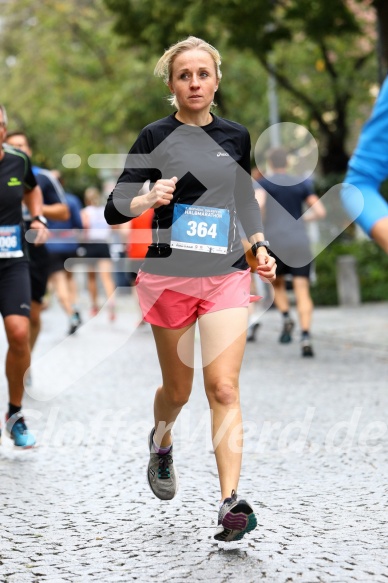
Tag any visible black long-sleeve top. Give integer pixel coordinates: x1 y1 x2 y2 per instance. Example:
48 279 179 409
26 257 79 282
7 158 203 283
105 113 263 276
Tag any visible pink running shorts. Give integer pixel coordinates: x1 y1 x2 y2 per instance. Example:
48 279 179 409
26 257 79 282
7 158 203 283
135 268 254 329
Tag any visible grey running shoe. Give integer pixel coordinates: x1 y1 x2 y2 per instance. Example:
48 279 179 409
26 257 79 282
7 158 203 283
301 337 314 357
279 317 294 343
147 428 178 500
214 490 257 542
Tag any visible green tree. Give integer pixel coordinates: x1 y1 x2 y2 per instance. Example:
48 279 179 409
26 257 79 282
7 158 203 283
105 0 378 175
374 0 388 79
0 0 169 192
0 0 272 191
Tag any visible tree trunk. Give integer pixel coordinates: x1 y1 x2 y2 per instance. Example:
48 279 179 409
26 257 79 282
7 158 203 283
374 0 388 81
319 130 349 175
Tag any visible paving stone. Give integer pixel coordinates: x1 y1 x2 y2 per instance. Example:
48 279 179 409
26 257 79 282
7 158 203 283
0 293 387 582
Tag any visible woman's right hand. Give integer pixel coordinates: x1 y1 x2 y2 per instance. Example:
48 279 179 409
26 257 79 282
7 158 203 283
146 176 178 209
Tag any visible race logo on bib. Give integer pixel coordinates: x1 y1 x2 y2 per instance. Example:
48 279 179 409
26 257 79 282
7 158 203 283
171 204 230 254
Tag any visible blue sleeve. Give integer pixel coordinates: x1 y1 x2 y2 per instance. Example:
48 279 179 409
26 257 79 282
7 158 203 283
34 168 67 205
67 194 84 229
342 77 388 234
303 178 314 198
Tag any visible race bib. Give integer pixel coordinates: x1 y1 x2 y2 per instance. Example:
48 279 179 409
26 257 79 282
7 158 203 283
0 225 23 258
171 204 230 254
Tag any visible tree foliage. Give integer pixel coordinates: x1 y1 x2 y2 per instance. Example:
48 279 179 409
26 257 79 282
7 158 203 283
0 0 271 192
105 0 379 175
0 0 170 193
0 0 381 192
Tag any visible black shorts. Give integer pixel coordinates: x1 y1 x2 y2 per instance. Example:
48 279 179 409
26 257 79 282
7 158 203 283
48 251 77 275
76 243 111 265
0 260 31 318
28 244 50 303
271 251 312 278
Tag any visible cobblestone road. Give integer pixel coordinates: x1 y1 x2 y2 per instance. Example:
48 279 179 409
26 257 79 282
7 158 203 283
0 291 387 582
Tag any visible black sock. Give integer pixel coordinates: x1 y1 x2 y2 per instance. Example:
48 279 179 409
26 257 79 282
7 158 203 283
8 403 22 417
301 330 310 339
282 311 290 319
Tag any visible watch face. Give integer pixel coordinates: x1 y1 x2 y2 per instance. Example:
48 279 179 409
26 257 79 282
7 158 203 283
34 215 47 225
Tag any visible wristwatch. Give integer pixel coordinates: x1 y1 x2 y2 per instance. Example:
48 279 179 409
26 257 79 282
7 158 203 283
31 215 48 226
251 240 270 255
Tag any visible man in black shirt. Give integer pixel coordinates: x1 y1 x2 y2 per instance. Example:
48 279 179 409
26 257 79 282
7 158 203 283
0 105 48 447
5 132 69 356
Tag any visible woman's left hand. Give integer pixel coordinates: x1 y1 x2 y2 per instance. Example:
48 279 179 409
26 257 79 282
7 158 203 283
256 251 276 282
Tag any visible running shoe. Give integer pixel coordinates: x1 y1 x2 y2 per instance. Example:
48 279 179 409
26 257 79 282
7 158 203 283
5 412 36 448
301 337 314 357
147 428 178 500
214 490 257 542
68 311 81 335
246 322 260 343
279 317 294 343
109 305 116 322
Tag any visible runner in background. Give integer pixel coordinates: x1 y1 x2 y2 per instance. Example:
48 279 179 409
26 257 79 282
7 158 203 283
0 105 48 447
5 131 69 360
80 187 116 320
256 147 326 357
46 170 84 335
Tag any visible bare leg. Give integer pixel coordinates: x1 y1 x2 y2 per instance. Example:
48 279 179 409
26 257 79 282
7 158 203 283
199 307 248 500
97 259 116 302
66 272 78 308
4 315 31 406
292 276 313 332
151 323 195 447
371 216 388 254
29 300 43 351
87 270 98 311
49 271 73 316
272 276 289 313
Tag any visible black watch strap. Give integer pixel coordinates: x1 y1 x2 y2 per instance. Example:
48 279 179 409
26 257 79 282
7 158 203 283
31 215 48 226
251 241 270 255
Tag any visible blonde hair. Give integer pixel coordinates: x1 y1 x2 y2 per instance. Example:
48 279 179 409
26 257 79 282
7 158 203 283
154 36 222 109
84 186 102 206
0 104 8 126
